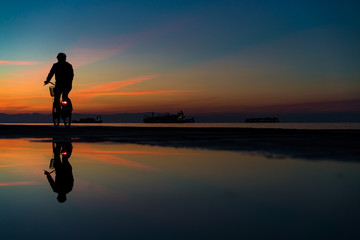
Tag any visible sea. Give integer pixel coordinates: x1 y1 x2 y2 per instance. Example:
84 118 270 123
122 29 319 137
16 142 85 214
2 122 360 129
0 122 359 239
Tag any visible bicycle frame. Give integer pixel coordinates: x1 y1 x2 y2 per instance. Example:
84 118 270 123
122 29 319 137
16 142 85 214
47 82 72 128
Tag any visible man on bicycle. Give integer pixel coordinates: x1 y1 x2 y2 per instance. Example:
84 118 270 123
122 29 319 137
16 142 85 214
44 140 74 203
44 52 74 111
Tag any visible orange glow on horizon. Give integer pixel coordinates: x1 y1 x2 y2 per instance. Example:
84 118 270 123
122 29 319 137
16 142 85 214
1 39 359 115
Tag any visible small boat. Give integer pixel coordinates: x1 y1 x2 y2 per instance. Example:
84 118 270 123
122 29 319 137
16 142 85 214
245 115 279 123
144 110 195 123
72 115 103 123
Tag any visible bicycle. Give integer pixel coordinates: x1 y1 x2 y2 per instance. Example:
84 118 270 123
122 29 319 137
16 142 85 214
47 82 72 128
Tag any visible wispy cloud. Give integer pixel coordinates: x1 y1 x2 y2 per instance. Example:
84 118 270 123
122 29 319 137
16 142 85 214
69 46 129 68
82 90 200 97
0 181 40 186
0 95 47 100
77 149 197 156
76 75 159 95
0 60 41 65
73 74 200 103
0 163 47 168
67 18 191 69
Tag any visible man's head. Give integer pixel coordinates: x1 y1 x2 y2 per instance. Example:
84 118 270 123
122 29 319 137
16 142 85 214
57 193 67 203
57 53 66 62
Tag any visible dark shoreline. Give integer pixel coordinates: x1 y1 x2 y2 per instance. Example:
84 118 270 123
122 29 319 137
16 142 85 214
1 124 359 161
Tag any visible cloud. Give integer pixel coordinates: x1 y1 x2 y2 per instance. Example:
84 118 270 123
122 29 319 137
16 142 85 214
0 163 47 168
0 181 40 186
76 149 197 156
65 24 164 69
75 74 200 97
76 75 159 95
82 89 200 97
67 17 192 69
69 46 129 68
0 60 41 65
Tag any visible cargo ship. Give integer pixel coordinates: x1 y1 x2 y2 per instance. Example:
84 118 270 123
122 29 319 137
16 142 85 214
245 115 279 123
144 111 195 123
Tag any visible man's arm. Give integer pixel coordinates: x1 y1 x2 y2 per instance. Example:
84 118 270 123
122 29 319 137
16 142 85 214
70 64 74 81
44 64 56 84
44 171 57 192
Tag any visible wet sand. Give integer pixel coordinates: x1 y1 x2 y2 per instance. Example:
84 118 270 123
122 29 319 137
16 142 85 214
0 124 359 161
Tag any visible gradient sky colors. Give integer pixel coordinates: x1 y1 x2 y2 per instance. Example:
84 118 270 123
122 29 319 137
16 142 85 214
0 0 359 118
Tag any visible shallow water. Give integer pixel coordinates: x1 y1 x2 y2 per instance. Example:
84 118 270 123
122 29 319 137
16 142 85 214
0 139 359 239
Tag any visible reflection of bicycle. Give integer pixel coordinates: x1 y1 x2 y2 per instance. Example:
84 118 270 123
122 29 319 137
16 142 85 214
49 140 71 169
47 82 72 128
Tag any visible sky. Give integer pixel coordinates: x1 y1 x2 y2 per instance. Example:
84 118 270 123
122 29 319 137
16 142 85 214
0 0 359 120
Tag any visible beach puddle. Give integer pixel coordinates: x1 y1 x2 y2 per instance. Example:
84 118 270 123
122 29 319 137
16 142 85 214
0 138 359 239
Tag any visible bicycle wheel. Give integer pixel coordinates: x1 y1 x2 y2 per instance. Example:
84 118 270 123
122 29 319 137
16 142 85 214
52 102 60 127
63 113 72 128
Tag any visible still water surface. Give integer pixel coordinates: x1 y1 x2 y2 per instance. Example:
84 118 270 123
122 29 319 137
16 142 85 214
0 139 359 239
3 122 360 129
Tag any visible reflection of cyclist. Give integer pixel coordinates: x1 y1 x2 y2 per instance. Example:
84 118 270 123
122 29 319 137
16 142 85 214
44 141 74 203
44 52 74 111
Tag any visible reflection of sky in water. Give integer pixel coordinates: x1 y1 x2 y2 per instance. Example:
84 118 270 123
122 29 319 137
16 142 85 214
0 139 359 239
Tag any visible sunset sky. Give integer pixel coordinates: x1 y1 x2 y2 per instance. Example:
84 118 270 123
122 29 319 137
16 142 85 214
0 0 359 119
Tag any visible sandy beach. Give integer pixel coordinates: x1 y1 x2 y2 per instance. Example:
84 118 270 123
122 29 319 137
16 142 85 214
0 124 359 161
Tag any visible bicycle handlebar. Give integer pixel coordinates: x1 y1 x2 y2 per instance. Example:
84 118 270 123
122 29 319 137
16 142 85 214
44 81 55 86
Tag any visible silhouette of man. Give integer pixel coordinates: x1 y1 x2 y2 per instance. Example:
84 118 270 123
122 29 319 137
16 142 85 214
44 141 74 203
44 52 74 111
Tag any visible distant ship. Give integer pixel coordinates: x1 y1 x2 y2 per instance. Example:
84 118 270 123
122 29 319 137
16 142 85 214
72 115 103 123
144 111 195 123
245 115 279 123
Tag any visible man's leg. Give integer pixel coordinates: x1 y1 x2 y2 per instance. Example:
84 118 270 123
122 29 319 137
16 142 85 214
62 87 72 112
62 86 72 100
53 87 61 113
